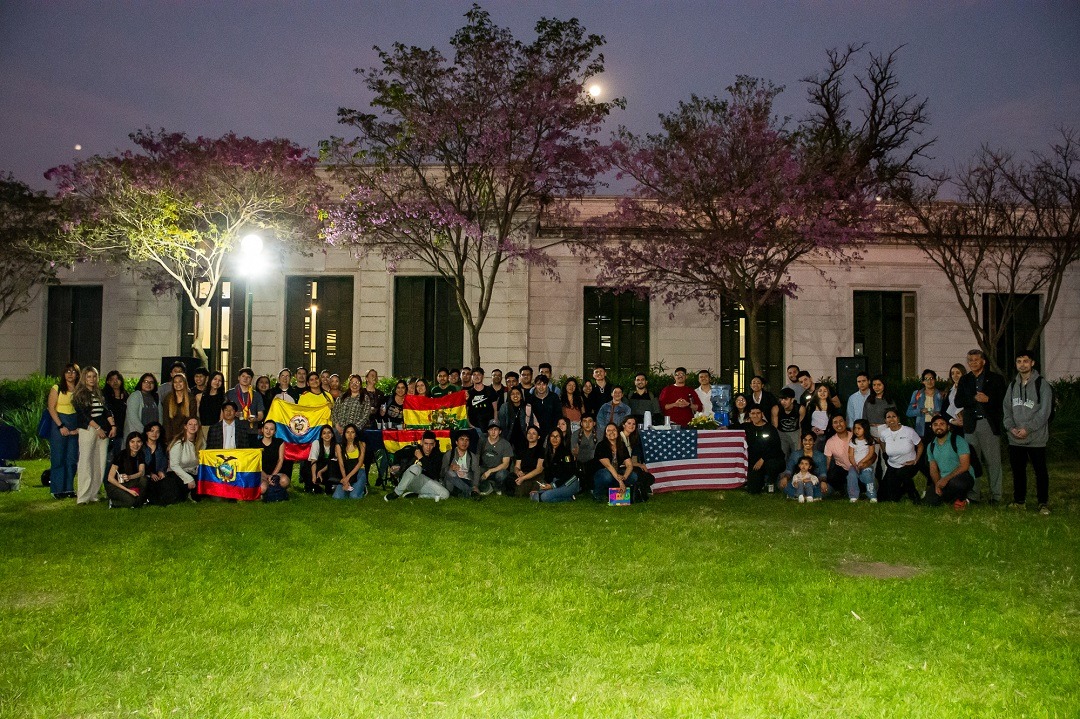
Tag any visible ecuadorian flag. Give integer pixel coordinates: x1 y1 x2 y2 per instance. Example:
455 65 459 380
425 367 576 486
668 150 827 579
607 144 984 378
266 399 332 461
403 390 469 429
382 429 453 453
198 448 263 501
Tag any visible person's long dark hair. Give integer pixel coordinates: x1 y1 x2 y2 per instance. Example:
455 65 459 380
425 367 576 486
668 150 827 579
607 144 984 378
58 363 80 394
866 375 892 405
315 424 337 460
544 429 569 464
561 378 584 410
105 370 128 400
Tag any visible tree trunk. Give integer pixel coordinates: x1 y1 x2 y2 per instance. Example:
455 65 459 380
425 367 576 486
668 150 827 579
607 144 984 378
466 320 482 369
190 302 211 369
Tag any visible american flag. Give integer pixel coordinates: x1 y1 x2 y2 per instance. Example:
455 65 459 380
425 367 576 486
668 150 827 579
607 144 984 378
640 429 748 493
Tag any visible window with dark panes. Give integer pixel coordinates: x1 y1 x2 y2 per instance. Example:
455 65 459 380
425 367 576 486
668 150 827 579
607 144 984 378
285 277 354 376
583 287 649 376
45 285 102 375
393 277 463 379
181 279 246 380
853 290 917 382
983 293 1041 370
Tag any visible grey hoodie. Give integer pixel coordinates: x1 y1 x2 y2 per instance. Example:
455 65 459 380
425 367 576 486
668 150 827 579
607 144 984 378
1002 369 1053 448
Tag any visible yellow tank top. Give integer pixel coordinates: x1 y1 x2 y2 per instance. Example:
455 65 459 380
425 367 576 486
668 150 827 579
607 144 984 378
54 385 75 415
345 446 360 460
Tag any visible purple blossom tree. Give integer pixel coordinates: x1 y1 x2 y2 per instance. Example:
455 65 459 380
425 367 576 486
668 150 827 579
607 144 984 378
323 5 621 367
0 174 63 330
584 78 876 377
46 130 325 366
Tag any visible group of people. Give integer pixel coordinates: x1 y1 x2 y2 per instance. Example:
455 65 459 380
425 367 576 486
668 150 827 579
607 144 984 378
738 349 1054 514
42 349 1054 513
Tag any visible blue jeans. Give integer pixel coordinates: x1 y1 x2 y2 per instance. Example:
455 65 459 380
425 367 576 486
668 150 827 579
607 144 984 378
783 475 826 500
49 413 79 496
479 467 510 494
593 468 638 501
540 477 580 503
332 482 365 499
846 466 877 500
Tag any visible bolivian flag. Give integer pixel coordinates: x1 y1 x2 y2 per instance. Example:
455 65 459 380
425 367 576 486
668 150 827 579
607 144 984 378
382 429 453 453
403 390 469 429
266 399 332 461
197 448 263 501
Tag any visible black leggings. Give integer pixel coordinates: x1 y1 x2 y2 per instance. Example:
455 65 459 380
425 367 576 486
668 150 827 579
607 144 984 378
880 464 921 503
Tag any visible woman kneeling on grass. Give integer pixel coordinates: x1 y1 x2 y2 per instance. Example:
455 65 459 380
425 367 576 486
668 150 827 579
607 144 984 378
258 421 290 502
879 409 923 503
593 422 637 501
531 429 579 502
106 432 147 509
158 417 202 504
334 424 366 499
512 426 545 497
303 425 339 494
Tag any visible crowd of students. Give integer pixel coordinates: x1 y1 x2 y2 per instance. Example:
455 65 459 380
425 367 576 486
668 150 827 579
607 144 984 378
42 349 1055 514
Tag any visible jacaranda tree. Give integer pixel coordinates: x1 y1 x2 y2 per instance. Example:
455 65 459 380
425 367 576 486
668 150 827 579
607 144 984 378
47 130 325 366
0 174 64 331
585 78 875 378
323 4 621 367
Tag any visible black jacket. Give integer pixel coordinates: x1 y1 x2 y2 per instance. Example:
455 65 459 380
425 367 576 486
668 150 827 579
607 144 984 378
205 420 257 450
956 369 1006 435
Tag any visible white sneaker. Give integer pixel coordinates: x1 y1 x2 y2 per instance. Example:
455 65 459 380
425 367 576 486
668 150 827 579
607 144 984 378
850 498 858 503
806 496 815 503
870 498 878 503
798 495 805 503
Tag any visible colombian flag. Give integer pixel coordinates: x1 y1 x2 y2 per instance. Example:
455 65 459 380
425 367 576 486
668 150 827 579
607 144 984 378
383 429 453 453
403 390 469 429
266 399 332 461
197 448 263 501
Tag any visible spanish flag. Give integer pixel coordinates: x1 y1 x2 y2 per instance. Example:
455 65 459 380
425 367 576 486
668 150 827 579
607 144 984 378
403 390 470 429
197 448 263 501
382 429 453 453
266 399 332 461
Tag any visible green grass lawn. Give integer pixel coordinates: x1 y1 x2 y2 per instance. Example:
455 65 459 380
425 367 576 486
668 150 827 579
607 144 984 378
1 459 1078 718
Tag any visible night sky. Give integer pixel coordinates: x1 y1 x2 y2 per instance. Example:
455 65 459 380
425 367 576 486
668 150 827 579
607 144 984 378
2 1 1077 190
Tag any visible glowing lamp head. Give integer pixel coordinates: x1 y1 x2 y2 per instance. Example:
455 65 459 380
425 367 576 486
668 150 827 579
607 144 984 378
240 233 264 255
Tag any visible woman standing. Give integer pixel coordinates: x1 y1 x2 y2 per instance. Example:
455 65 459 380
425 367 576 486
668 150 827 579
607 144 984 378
299 372 334 409
196 371 226 446
46 363 80 499
105 432 147 509
364 369 384 428
498 386 536 455
413 378 430 398
332 374 373 437
380 380 408 428
103 371 129 459
803 384 839 450
533 429 579 502
729 393 751 427
162 374 195 444
333 424 366 499
561 378 585 428
124 373 162 438
72 366 115 504
255 375 275 411
862 376 897 441
943 363 967 434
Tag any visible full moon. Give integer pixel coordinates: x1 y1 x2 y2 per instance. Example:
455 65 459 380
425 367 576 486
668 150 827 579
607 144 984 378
588 84 602 98
74 144 82 151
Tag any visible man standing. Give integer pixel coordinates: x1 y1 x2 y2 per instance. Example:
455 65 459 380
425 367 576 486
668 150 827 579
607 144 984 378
956 348 1006 503
846 372 871 427
744 407 785 494
538 363 561 396
441 433 482 499
695 370 715 417
925 414 975 510
571 414 600 493
518 366 535 394
658 368 701 426
1003 351 1054 515
795 371 815 409
226 367 265 431
490 369 505 401
627 372 661 426
528 375 561 436
585 364 610 416
467 368 499 431
597 386 631 429
784 365 803 396
384 431 450 501
774 388 804 458
477 420 514 495
430 368 455 398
